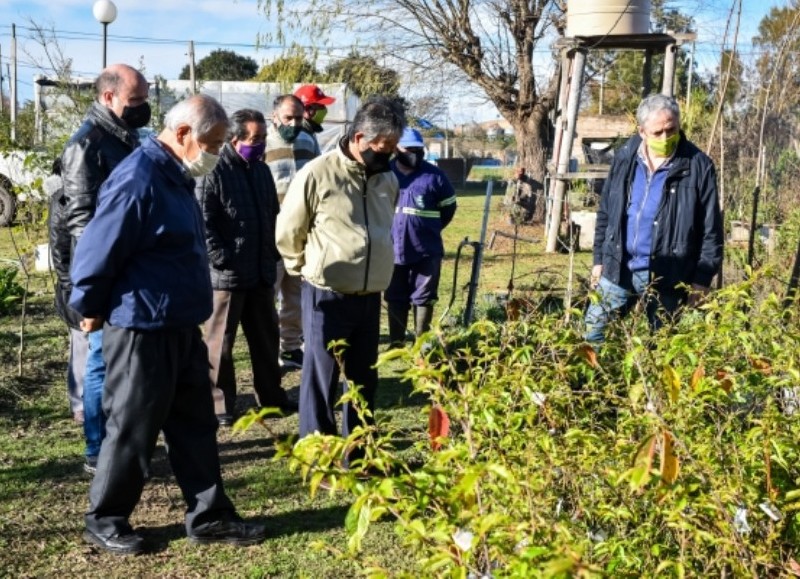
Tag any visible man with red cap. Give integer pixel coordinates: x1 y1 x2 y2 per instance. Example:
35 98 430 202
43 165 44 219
293 84 336 137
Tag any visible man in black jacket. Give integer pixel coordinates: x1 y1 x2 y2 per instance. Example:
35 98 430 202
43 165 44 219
51 63 150 473
585 94 723 343
196 108 296 425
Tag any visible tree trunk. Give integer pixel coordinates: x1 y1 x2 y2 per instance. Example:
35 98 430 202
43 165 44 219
507 108 551 223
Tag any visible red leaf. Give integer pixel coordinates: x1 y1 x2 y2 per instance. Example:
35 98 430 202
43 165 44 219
428 405 450 451
576 343 599 368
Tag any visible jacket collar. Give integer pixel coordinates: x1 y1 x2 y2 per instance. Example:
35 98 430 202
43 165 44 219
141 135 194 188
86 101 139 149
220 142 248 167
336 135 367 174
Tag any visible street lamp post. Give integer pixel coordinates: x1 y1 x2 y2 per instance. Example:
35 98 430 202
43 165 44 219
92 0 117 69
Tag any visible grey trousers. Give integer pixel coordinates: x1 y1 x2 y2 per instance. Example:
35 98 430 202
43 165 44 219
67 328 89 415
203 285 286 416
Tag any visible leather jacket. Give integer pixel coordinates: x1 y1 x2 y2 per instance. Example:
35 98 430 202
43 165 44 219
60 102 139 239
51 102 139 326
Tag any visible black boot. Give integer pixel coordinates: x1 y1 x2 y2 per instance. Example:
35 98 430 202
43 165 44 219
387 304 409 348
414 304 434 337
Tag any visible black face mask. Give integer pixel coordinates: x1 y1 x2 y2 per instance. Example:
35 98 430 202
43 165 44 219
360 147 392 174
120 101 151 129
396 148 424 170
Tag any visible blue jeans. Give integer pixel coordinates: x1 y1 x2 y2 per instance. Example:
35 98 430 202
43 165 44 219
83 329 107 458
584 271 681 344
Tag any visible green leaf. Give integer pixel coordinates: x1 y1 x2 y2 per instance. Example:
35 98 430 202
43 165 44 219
662 366 681 403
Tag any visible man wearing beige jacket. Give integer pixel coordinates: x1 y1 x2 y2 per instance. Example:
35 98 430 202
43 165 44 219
276 96 404 463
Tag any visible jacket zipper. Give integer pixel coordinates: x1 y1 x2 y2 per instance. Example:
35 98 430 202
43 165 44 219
632 169 653 256
362 177 371 292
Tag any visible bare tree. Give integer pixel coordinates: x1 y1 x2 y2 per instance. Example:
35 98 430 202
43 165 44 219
257 0 565 180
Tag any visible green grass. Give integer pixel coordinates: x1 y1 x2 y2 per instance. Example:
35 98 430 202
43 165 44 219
0 188 592 576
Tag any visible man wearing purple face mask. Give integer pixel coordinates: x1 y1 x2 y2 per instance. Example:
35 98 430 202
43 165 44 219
195 108 296 426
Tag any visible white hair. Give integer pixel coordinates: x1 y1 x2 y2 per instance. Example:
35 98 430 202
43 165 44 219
164 94 229 138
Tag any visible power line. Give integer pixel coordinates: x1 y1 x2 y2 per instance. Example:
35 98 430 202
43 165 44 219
0 24 779 58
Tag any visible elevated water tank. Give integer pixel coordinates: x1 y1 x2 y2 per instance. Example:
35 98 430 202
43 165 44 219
567 0 651 37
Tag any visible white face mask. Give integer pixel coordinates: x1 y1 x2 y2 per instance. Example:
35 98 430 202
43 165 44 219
183 148 219 177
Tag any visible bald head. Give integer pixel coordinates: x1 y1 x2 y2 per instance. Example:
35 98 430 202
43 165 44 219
96 64 150 129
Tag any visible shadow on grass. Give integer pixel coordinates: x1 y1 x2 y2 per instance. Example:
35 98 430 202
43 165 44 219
139 503 350 553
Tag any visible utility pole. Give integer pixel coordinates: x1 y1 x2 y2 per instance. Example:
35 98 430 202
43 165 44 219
0 43 4 116
11 24 17 143
686 40 695 109
188 41 196 95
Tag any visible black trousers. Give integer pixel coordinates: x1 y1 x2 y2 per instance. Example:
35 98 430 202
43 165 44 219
85 324 236 537
299 282 380 442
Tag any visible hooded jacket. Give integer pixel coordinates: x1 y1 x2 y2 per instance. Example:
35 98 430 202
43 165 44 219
593 132 723 293
195 142 281 290
276 138 398 294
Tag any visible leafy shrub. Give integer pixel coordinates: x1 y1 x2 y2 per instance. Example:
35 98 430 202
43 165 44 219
276 275 800 577
0 265 23 315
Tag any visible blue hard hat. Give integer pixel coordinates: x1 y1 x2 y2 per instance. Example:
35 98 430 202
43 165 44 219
398 128 424 148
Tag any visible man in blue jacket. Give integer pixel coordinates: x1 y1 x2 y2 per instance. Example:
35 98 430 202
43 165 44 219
585 93 723 343
386 128 457 346
70 95 265 555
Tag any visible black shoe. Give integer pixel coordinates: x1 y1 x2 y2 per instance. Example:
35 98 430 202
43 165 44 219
216 413 234 427
279 348 303 370
83 529 145 555
279 399 299 415
188 519 266 546
83 455 98 475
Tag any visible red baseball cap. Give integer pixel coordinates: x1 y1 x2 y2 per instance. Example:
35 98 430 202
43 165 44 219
294 84 336 106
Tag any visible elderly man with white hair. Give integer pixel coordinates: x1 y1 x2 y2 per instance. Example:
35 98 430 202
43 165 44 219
69 94 266 555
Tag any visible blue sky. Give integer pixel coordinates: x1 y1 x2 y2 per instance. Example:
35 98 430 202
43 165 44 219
0 0 785 123
0 0 275 102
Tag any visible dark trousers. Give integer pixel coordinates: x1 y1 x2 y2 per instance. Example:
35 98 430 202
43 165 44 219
384 256 443 307
85 324 235 537
299 282 380 441
203 285 285 415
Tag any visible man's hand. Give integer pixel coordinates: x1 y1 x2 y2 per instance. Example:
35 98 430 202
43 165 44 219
79 317 104 333
687 283 710 307
590 265 603 288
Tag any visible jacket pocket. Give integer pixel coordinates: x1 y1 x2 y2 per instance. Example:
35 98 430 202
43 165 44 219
130 290 167 324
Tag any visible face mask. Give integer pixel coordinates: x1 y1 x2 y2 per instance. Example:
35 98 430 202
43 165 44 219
360 147 392 174
277 124 302 143
120 101 151 129
237 142 265 163
183 148 220 178
647 133 679 158
397 148 423 169
311 108 327 125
